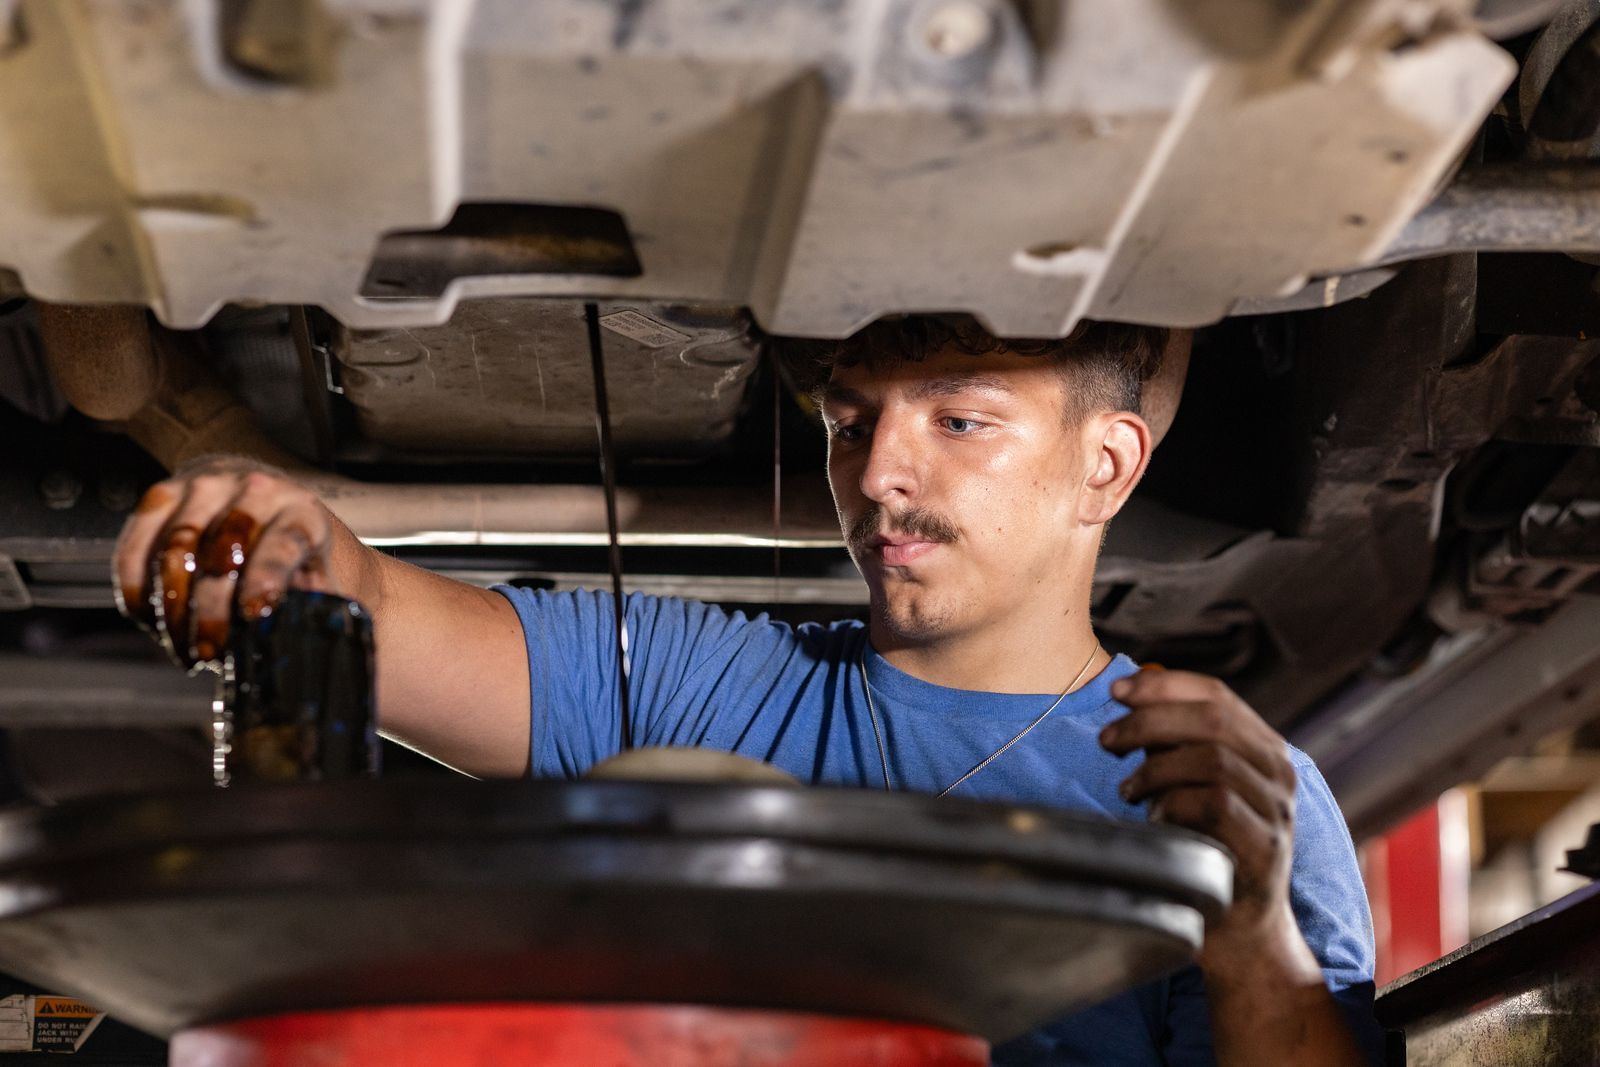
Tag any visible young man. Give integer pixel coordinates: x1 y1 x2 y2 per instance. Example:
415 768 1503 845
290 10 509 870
115 317 1381 1065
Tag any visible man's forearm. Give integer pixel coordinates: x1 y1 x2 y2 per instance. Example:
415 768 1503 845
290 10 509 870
326 508 387 611
1202 905 1368 1066
326 515 533 778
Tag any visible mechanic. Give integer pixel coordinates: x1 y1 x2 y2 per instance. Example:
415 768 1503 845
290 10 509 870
114 316 1381 1066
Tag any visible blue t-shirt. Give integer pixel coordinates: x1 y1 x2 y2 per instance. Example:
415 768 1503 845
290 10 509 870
499 587 1382 1065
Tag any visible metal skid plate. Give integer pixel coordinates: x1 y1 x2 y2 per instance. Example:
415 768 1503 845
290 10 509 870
0 779 1231 1042
0 0 1511 336
334 300 758 460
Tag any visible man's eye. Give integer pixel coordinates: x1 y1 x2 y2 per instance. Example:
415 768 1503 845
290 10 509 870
941 417 980 434
832 423 867 443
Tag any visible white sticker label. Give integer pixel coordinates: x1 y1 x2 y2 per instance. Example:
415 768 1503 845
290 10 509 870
0 994 31 1052
599 310 691 348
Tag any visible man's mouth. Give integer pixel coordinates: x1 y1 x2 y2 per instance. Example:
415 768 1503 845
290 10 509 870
868 534 944 567
847 506 960 568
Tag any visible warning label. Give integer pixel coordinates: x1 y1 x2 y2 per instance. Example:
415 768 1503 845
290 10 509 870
34 999 98 1018
0 994 105 1053
598 309 691 348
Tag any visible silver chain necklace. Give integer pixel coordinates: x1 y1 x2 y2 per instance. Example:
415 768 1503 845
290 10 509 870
857 642 1103 797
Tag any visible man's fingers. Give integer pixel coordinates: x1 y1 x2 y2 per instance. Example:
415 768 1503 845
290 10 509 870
236 499 333 620
1120 742 1291 824
187 574 235 664
1151 784 1249 836
1150 785 1287 903
1101 700 1294 786
1100 699 1250 752
189 508 264 668
1111 669 1285 749
113 463 328 668
1112 668 1235 708
1109 671 1302 922
112 481 183 629
188 483 273 662
1114 671 1281 738
147 474 240 665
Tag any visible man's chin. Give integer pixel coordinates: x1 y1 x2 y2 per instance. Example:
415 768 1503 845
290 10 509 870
871 591 959 645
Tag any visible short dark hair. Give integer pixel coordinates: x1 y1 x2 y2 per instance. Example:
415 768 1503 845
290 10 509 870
775 315 1168 423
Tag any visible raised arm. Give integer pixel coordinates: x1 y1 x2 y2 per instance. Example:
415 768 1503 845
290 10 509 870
114 458 531 778
1102 668 1377 1065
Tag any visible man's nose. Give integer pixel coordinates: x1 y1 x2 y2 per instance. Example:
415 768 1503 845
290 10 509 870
858 415 921 504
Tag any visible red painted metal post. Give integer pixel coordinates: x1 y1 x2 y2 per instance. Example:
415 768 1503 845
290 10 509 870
169 1003 992 1067
1367 792 1472 985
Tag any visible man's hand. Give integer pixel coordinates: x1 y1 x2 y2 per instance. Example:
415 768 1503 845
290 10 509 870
1099 667 1298 957
114 459 341 670
113 458 532 778
1101 668 1370 1065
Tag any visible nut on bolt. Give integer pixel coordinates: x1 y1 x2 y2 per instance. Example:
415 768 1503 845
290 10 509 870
39 470 82 510
97 475 140 513
918 0 994 59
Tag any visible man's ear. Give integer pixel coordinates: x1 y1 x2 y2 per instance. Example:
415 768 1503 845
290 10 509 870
1078 412 1152 526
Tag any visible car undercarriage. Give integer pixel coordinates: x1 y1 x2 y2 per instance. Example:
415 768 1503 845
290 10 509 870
1 1 1600 1062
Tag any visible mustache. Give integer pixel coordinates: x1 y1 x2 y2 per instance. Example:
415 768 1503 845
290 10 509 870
846 505 961 551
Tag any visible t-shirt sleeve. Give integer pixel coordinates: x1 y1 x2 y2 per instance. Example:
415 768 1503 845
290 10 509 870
1160 751 1384 1066
1286 751 1385 1064
491 586 792 779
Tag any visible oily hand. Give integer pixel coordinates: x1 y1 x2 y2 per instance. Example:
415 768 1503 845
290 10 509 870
112 460 337 671
1100 668 1299 950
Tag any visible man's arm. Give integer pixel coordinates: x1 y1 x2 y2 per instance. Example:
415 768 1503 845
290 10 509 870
340 528 531 777
1199 902 1369 1063
1101 669 1371 1065
114 460 532 778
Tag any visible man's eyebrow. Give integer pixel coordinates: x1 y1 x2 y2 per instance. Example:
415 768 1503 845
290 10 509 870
820 373 1016 409
821 384 872 409
905 373 1015 402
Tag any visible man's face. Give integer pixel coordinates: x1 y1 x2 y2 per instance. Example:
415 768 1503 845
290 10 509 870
822 347 1092 644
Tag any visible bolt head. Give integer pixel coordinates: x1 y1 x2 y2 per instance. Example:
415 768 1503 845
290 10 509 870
919 0 994 59
97 476 140 513
39 470 82 511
